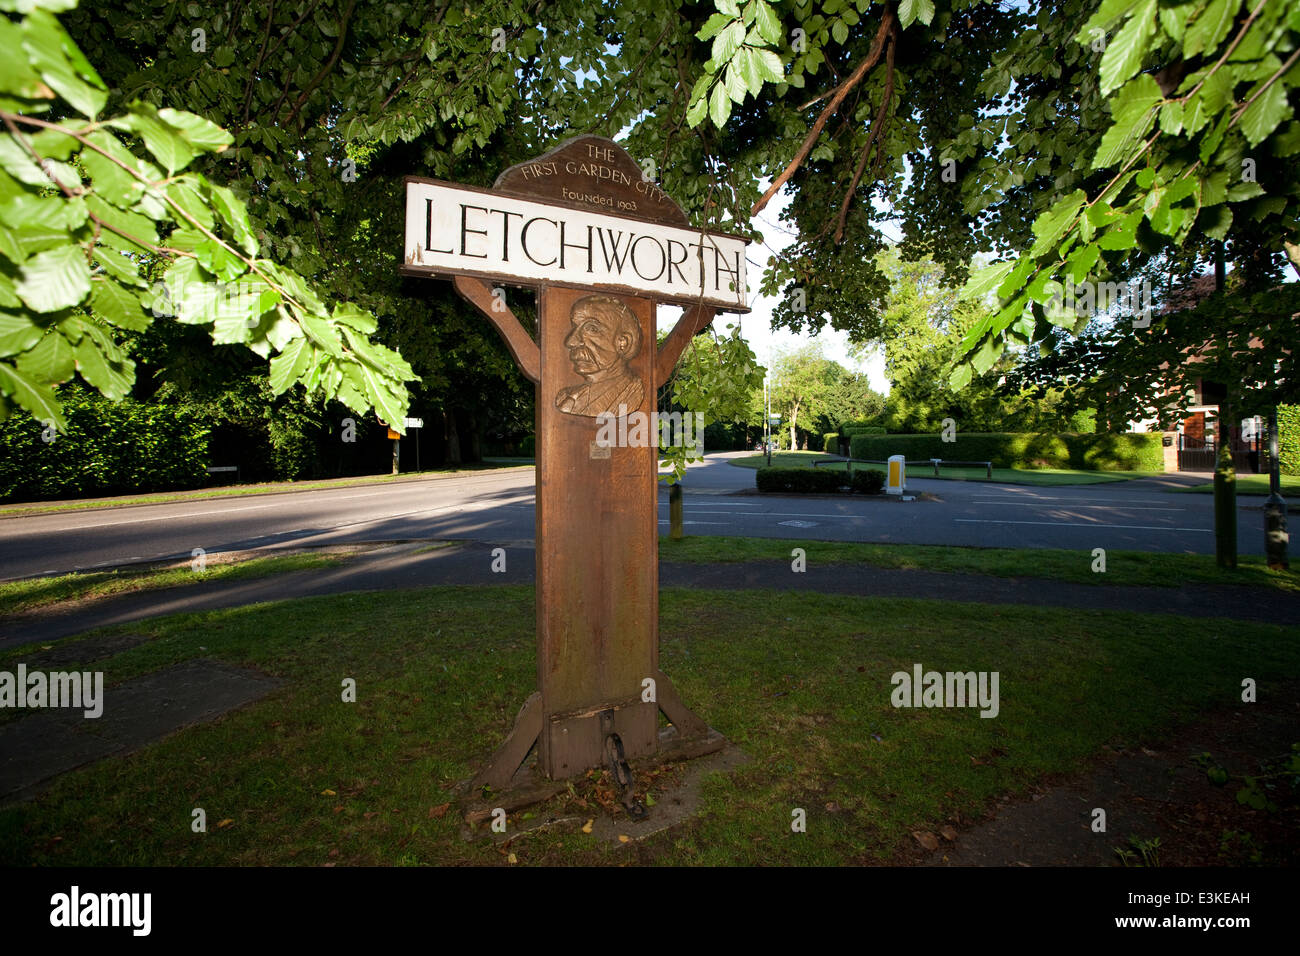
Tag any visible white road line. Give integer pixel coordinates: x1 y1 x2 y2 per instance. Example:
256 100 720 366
972 502 1185 509
684 510 875 519
966 502 1185 511
955 518 1211 532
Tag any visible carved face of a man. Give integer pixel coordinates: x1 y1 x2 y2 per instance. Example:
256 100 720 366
564 298 640 378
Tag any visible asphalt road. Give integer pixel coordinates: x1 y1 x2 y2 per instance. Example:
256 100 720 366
0 453 1271 581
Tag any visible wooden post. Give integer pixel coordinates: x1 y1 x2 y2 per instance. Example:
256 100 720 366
400 135 746 791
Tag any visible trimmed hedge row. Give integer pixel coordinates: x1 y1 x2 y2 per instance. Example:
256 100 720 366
0 389 211 502
841 424 886 437
756 466 886 494
822 432 839 453
847 431 1165 471
1279 405 1299 476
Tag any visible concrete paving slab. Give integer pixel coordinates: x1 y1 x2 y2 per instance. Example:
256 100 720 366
0 658 279 805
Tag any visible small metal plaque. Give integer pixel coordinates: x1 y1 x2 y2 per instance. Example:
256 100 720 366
590 440 612 459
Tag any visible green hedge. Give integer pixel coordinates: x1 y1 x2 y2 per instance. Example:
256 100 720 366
756 467 844 493
756 466 885 494
841 424 886 437
852 468 886 494
822 432 839 453
847 431 1164 471
0 389 211 502
1278 405 1299 476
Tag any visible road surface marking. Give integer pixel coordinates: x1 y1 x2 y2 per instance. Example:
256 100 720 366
967 502 1185 511
955 518 1211 532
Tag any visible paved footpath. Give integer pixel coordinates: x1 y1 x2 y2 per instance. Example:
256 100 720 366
3 539 1296 650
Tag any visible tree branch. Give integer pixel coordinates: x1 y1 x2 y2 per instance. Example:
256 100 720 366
282 0 357 131
752 7 897 216
833 34 895 244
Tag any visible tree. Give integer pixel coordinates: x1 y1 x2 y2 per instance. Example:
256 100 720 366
768 342 844 447
0 0 416 434
822 370 886 427
675 0 1298 568
659 321 765 480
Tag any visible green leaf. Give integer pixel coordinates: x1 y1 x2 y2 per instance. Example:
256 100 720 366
754 1 782 45
961 260 1015 300
358 360 408 430
712 20 744 65
1183 0 1238 59
15 243 90 312
831 18 849 44
111 104 196 174
0 134 56 188
754 49 785 84
71 331 132 399
89 277 149 331
194 238 245 282
158 108 233 154
15 329 74 382
898 0 935 28
1066 244 1100 284
332 301 377 334
269 336 311 395
205 182 258 255
1097 209 1143 248
0 310 43 357
1098 0 1155 95
168 183 217 242
709 80 732 128
696 11 731 41
1239 80 1291 147
948 361 973 391
1030 189 1086 256
686 93 709 128
85 194 159 250
20 8 107 118
0 16 52 107
298 310 343 357
0 359 65 428
81 143 144 208
724 60 748 102
1093 73 1161 169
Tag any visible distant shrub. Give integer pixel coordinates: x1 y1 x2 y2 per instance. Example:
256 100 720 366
852 468 885 494
755 467 846 493
1278 405 1299 476
0 388 210 502
822 432 839 453
841 424 886 437
847 431 1163 471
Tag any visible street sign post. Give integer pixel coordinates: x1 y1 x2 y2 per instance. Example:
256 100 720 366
401 136 746 811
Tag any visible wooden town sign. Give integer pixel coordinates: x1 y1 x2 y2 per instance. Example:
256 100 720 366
400 135 748 815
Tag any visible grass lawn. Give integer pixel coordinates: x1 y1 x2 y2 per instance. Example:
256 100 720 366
660 536 1300 593
0 462 533 519
727 453 1158 486
0 585 1294 866
0 551 347 618
1178 474 1300 496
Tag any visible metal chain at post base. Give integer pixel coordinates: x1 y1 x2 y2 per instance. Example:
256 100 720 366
1265 407 1289 570
1214 438 1237 569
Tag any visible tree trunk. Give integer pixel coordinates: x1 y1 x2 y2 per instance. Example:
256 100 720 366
463 409 482 463
444 409 462 465
1212 246 1235 569
1206 395 1237 567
